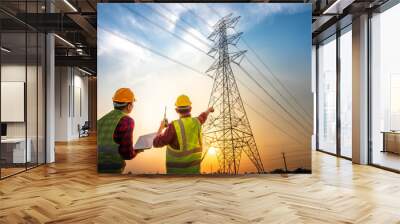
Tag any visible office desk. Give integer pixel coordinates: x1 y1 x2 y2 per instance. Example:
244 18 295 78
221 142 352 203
382 131 400 154
1 138 31 164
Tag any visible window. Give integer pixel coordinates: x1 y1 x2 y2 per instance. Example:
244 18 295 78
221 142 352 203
370 3 400 171
317 35 337 154
339 27 352 158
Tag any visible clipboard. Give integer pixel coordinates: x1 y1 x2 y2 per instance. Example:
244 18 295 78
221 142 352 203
134 132 157 151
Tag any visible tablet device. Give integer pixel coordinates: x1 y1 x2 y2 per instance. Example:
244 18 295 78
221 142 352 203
134 132 157 151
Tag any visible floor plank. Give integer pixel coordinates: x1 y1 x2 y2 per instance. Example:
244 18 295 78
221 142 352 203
0 136 399 224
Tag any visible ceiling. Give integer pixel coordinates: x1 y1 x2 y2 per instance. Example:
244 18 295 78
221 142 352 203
0 0 394 75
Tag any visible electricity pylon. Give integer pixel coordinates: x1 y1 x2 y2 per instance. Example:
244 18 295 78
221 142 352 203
203 14 265 174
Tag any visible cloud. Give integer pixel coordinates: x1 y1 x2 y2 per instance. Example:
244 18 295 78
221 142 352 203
97 28 159 91
98 3 308 88
181 3 308 32
154 4 188 32
97 28 151 64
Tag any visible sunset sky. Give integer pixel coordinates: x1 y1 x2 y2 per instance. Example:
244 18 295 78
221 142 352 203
97 3 312 173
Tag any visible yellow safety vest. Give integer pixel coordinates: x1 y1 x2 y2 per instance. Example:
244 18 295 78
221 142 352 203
166 117 203 174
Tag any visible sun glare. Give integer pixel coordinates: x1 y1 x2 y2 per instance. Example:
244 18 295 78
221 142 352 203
208 147 218 156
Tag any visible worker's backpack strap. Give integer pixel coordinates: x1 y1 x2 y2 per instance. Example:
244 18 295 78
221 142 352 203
177 119 188 151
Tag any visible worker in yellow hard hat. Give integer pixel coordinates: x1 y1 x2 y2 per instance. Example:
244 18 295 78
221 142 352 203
153 94 214 174
97 88 140 173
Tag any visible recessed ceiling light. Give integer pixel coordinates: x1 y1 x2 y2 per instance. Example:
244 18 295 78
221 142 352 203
54 34 75 48
63 0 78 12
1 47 11 53
322 0 352 15
78 67 92 76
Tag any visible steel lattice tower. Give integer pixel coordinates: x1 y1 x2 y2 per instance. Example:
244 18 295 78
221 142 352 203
203 14 265 174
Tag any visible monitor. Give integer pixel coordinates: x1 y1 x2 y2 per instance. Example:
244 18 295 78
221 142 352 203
1 123 7 137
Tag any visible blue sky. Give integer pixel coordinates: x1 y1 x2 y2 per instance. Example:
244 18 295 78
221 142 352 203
97 3 312 173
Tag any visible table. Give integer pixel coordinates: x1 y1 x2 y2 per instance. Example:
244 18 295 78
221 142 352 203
1 138 31 164
382 131 400 154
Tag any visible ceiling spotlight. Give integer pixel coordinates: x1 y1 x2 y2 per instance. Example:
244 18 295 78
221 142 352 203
63 0 78 12
1 47 11 53
78 67 93 76
322 0 354 15
54 34 75 48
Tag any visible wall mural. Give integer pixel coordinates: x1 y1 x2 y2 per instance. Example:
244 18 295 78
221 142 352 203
97 3 312 175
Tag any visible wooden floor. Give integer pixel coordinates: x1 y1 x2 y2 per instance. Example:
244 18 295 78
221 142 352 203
1 136 400 224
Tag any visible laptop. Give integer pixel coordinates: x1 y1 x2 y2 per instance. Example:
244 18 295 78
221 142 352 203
134 133 157 151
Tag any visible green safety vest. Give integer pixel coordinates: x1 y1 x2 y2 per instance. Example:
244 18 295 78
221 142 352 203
97 109 127 173
166 117 203 174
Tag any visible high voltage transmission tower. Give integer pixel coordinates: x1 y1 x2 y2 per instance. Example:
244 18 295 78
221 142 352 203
203 14 265 174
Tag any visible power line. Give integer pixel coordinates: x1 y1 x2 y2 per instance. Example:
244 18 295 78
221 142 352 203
156 4 211 47
163 8 312 134
237 64 312 133
147 4 212 48
124 6 211 57
161 5 211 41
241 39 313 121
100 17 307 145
179 3 213 27
99 27 211 79
243 102 306 145
155 6 308 138
236 78 310 138
242 55 313 128
200 6 314 127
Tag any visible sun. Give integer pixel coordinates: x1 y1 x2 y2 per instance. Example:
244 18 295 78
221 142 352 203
208 147 218 156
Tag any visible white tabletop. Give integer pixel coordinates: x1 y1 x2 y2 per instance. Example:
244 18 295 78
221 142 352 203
1 138 27 143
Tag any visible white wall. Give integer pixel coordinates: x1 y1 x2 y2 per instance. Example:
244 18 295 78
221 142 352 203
1 65 39 138
54 67 89 141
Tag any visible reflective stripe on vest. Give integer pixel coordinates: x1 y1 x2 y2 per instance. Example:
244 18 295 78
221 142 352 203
166 160 202 169
166 117 202 173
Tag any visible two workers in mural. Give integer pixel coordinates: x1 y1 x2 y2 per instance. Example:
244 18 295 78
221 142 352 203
97 88 214 174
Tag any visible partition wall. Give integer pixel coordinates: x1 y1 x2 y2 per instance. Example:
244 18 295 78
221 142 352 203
0 1 47 179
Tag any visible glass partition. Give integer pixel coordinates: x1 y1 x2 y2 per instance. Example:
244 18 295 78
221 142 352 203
317 35 337 154
1 30 28 177
0 1 46 179
371 3 400 171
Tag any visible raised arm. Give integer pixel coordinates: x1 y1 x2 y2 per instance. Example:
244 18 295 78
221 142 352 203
197 107 214 124
153 121 176 148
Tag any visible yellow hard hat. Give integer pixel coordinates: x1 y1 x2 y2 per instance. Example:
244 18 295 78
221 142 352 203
112 88 135 103
175 94 192 107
